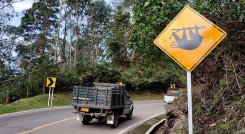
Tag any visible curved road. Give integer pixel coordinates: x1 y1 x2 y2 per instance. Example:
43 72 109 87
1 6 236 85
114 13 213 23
0 100 166 134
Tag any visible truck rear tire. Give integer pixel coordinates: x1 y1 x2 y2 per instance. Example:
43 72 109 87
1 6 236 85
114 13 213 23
82 115 91 125
111 112 119 128
126 110 133 120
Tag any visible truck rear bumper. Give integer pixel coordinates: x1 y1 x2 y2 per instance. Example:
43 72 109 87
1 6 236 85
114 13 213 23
79 112 107 117
76 112 115 125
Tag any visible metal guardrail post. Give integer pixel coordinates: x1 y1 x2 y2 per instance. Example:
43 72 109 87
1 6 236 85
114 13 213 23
106 88 108 106
76 86 79 104
96 87 98 105
86 87 89 104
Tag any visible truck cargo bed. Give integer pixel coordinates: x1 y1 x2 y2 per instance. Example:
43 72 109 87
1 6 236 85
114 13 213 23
72 83 126 109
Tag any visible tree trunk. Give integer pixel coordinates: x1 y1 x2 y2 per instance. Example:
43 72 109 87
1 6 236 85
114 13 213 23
5 89 9 104
93 30 97 63
55 3 62 64
61 20 67 63
74 13 79 67
41 1 51 57
43 79 46 93
40 33 46 57
26 86 29 98
131 47 136 64
69 15 73 70
27 74 31 98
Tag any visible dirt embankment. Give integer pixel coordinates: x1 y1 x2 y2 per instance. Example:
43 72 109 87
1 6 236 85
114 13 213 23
155 88 188 134
156 83 245 134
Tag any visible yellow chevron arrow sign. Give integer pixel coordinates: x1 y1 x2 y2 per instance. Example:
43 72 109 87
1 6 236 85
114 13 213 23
46 77 56 88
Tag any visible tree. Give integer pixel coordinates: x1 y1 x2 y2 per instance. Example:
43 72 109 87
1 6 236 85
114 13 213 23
65 0 90 68
108 6 131 66
20 0 60 59
17 0 60 93
0 0 22 79
129 0 187 65
80 0 112 63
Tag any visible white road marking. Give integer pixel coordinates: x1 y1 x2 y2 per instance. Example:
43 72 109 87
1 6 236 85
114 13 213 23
18 116 76 134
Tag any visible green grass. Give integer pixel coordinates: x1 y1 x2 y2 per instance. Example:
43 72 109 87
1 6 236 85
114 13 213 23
0 92 72 115
0 91 164 115
128 91 164 101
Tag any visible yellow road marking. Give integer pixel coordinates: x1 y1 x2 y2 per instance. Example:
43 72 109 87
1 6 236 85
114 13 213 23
18 116 76 134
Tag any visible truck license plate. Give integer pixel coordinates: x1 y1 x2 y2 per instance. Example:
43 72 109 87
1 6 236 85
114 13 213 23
80 108 89 112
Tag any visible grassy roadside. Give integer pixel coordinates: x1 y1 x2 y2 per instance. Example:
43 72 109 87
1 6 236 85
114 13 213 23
0 91 164 115
128 91 164 101
0 92 72 115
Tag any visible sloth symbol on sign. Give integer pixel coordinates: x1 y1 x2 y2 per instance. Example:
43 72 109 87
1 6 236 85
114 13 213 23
170 25 206 50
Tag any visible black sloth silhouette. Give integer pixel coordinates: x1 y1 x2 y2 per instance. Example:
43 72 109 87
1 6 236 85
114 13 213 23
170 25 205 50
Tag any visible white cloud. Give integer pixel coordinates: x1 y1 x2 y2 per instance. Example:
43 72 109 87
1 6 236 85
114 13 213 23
13 0 34 12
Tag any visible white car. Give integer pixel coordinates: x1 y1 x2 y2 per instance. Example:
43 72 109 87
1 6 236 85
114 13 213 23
164 95 178 104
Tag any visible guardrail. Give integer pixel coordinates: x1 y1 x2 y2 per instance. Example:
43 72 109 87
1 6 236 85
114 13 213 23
145 119 166 134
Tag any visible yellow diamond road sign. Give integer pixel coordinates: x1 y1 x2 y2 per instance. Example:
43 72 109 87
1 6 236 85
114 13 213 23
154 5 227 72
46 77 56 88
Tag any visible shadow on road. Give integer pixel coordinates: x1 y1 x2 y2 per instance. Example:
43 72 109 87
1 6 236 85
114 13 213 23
85 115 139 127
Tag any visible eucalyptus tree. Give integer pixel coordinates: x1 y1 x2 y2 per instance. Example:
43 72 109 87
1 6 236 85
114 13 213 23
0 34 18 80
65 0 90 68
20 0 60 66
108 6 131 66
0 0 22 81
83 0 112 63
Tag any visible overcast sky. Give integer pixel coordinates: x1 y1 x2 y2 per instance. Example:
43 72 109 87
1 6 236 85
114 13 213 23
12 0 34 12
11 0 113 26
12 0 112 11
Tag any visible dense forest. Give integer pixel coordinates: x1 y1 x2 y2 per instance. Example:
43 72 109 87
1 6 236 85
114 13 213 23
0 0 184 104
0 0 244 132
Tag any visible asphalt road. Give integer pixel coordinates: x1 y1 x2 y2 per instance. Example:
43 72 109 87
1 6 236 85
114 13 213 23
0 100 167 134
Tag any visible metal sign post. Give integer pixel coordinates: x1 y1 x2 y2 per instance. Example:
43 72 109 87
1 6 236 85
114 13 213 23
187 72 193 134
48 87 51 106
51 87 54 106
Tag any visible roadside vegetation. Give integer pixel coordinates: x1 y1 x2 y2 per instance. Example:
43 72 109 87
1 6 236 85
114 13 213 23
131 0 244 133
0 0 183 105
0 0 244 133
127 90 164 101
0 92 71 115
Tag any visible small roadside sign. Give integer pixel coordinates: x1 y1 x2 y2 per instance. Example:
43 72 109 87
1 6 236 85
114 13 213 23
46 77 56 88
154 5 227 72
46 77 56 106
170 84 176 88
